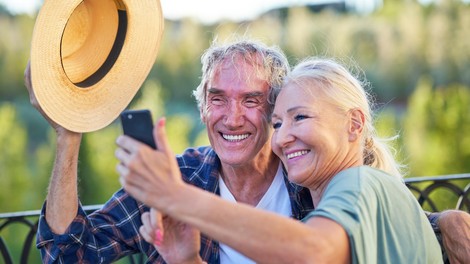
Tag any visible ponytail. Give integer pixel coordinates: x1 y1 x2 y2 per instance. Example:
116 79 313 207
363 135 404 179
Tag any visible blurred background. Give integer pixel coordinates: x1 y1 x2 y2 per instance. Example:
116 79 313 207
0 0 469 261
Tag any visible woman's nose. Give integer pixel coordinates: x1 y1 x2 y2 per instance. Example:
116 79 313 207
274 123 295 148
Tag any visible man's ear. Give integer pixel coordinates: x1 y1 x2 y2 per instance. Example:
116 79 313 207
348 108 365 142
200 109 207 124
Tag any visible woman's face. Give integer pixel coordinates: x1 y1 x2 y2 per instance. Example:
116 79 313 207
271 82 360 188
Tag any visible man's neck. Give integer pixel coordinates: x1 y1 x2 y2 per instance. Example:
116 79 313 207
220 155 280 206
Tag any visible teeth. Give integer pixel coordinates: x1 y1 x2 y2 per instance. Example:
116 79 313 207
222 134 249 142
287 150 308 159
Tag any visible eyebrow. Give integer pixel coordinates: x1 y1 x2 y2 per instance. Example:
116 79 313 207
272 106 309 119
207 88 265 98
207 88 224 95
245 91 265 98
287 106 308 112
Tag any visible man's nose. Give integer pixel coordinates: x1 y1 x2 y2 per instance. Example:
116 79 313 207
223 101 245 127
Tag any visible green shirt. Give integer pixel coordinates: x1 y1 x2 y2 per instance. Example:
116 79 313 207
303 166 442 264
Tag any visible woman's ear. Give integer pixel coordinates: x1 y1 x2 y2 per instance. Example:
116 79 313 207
348 109 365 142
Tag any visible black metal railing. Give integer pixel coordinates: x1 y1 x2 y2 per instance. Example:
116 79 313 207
0 205 144 264
1 174 469 264
405 173 470 212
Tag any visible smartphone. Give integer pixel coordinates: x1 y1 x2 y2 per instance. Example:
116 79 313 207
120 109 157 149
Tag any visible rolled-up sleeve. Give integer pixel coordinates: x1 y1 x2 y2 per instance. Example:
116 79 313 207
36 189 151 263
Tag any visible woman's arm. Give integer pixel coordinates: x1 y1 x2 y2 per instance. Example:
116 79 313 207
169 183 350 264
117 118 349 264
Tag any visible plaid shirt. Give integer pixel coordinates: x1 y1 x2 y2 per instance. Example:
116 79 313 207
36 146 314 263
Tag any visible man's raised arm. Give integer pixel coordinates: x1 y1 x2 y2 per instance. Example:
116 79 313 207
25 62 82 234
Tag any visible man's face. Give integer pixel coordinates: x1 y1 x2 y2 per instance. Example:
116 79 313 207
202 58 273 167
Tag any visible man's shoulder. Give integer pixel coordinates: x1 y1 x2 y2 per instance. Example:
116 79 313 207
177 146 220 190
177 146 216 164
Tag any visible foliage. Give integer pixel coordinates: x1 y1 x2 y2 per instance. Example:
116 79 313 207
0 103 30 212
1 1 470 262
77 126 122 205
0 13 33 100
0 0 468 210
404 78 470 176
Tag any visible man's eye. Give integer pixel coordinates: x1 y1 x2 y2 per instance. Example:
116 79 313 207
294 114 308 121
273 122 281 129
245 99 260 107
210 97 224 105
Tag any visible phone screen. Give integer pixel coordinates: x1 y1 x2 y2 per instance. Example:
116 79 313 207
120 109 157 149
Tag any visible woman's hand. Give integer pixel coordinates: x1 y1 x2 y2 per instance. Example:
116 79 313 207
116 118 204 263
116 117 185 212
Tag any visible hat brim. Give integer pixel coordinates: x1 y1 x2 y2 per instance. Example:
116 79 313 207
31 0 164 132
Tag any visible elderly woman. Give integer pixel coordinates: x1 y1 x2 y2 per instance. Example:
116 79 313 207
118 58 442 263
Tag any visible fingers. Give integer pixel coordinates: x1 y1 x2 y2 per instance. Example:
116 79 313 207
116 148 149 203
24 60 32 91
139 210 165 247
24 60 70 133
154 117 181 172
116 134 161 205
117 117 171 161
151 208 164 246
116 135 154 168
24 60 39 108
116 135 142 156
139 212 155 244
115 135 154 179
116 163 130 185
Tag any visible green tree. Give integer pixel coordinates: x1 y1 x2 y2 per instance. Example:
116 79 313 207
404 77 470 176
0 103 31 212
77 127 122 205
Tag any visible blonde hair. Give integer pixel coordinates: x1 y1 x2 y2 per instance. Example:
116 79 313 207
193 38 290 119
272 57 404 178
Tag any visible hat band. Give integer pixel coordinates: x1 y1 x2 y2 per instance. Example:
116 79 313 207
74 9 127 88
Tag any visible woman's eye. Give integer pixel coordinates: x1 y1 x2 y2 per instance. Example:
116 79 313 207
273 122 281 129
294 114 308 121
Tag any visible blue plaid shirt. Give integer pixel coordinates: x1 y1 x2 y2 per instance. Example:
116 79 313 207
36 146 314 263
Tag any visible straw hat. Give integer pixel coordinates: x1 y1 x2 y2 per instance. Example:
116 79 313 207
30 0 164 132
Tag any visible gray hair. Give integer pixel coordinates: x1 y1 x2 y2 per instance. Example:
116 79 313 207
272 57 404 178
193 38 290 119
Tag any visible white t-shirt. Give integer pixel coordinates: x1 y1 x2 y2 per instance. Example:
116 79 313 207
218 164 291 264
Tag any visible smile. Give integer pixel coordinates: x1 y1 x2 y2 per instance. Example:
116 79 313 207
287 150 309 159
222 133 249 142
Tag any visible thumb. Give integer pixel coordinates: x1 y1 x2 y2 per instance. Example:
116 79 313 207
153 117 172 156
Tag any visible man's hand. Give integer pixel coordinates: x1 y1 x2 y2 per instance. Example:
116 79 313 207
24 60 75 136
439 210 470 264
140 208 204 264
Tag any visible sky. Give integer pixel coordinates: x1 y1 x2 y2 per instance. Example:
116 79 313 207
0 0 382 24
2 0 465 23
